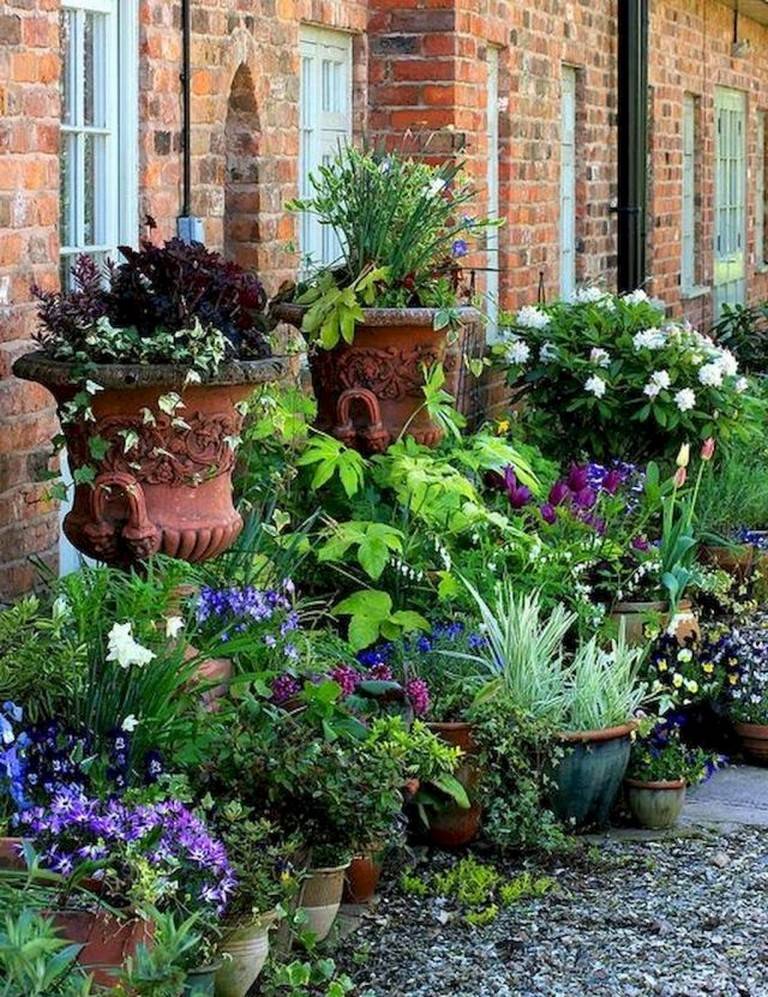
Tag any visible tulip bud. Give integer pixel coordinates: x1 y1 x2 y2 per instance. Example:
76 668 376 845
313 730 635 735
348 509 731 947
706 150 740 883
700 437 715 461
673 466 687 488
675 443 690 468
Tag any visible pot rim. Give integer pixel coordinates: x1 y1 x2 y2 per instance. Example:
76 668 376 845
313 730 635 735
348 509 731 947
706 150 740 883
426 720 474 733
222 908 280 931
625 777 686 790
273 302 481 327
558 720 638 743
734 721 768 735
307 860 352 875
13 351 289 389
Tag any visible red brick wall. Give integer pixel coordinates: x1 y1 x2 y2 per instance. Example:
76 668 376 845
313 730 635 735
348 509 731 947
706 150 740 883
0 2 60 600
648 0 768 328
4 0 768 597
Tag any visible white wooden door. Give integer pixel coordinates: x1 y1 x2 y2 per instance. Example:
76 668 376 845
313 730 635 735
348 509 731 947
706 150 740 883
714 88 747 315
560 67 577 300
299 26 352 271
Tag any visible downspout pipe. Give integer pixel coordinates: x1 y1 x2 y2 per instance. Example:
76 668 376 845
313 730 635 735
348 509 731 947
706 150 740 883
616 0 649 292
177 0 203 241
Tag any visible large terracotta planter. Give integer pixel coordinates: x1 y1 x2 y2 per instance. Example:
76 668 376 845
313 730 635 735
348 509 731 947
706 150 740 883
50 909 152 988
13 353 286 567
734 722 768 764
0 836 25 870
215 910 277 997
611 599 698 645
549 722 635 829
426 721 481 848
298 862 350 941
625 778 687 829
274 304 480 453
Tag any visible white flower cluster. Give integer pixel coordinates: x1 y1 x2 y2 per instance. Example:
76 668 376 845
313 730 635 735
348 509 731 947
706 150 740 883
539 341 558 363
643 369 671 398
589 347 611 368
107 621 156 669
505 336 531 366
584 374 607 398
621 288 649 305
633 328 667 351
515 305 550 330
573 286 615 310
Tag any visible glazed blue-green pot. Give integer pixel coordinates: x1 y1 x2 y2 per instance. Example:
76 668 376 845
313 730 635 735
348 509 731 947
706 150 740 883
183 963 220 996
549 723 634 829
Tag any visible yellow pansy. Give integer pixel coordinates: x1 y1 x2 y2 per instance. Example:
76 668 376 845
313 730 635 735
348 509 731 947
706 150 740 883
673 673 684 688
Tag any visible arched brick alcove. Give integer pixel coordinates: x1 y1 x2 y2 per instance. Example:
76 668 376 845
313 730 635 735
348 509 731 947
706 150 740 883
224 64 261 273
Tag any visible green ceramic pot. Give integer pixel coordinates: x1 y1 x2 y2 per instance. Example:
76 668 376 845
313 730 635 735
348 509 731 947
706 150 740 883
625 778 687 829
549 723 635 829
183 962 221 996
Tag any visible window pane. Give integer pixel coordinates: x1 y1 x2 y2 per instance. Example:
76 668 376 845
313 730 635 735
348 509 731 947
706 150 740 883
59 132 75 247
84 11 107 128
83 133 109 246
60 9 75 125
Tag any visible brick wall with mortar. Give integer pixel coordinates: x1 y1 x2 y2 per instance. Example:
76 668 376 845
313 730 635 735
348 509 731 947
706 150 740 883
3 0 768 596
648 0 768 329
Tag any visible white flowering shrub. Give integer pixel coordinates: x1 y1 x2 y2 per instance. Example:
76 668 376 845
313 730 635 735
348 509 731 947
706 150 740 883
495 289 760 459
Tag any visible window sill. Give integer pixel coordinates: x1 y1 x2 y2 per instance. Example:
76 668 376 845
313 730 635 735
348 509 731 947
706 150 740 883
680 285 710 301
755 265 768 275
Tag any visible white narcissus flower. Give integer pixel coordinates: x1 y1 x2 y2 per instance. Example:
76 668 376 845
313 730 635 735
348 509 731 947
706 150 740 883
515 305 550 330
675 388 696 412
698 362 724 387
121 715 140 732
590 347 611 368
585 374 607 398
165 616 184 639
106 622 156 670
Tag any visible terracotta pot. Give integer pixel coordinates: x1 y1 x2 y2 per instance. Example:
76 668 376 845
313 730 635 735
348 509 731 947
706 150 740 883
215 910 277 997
625 778 687 829
426 721 482 848
700 544 755 581
734 721 768 764
342 850 384 905
50 909 152 988
13 353 287 567
611 599 698 645
274 304 480 453
549 722 635 829
298 862 350 941
184 962 222 996
0 836 25 870
182 643 232 710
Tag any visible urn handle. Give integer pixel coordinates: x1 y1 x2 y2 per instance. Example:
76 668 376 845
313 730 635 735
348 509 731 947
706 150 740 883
83 471 161 560
333 388 390 453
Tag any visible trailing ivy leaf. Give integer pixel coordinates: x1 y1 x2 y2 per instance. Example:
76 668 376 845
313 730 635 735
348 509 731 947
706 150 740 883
47 481 69 502
88 435 109 460
73 465 96 485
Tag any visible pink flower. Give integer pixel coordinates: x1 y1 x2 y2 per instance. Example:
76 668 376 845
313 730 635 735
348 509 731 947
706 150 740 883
406 678 430 716
700 438 716 461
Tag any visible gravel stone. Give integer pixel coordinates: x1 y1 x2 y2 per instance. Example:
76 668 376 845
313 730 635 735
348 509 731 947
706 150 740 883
337 829 768 996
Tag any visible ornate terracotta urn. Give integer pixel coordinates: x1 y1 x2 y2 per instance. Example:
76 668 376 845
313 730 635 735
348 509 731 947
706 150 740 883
14 353 286 567
275 304 481 453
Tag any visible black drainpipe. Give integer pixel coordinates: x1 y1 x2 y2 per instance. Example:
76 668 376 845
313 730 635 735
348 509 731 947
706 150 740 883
177 0 199 240
616 0 649 292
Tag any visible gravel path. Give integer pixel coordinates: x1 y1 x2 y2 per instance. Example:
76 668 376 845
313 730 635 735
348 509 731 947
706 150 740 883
338 828 768 997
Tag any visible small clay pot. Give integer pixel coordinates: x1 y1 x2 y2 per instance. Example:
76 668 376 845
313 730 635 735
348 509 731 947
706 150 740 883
625 778 687 829
426 721 482 848
700 544 755 581
734 722 768 764
550 722 636 829
342 850 384 905
611 599 698 645
215 910 277 997
274 304 480 454
298 863 350 941
0 836 25 870
50 909 152 988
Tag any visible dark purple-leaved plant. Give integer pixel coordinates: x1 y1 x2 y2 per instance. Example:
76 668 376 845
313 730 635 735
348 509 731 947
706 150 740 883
32 255 108 352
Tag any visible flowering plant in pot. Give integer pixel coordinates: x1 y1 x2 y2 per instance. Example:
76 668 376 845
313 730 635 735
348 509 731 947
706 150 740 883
625 717 719 829
495 289 758 461
14 230 287 567
276 144 495 451
720 611 768 763
15 793 234 987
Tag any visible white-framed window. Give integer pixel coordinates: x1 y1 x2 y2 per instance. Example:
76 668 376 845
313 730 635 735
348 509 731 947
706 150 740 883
559 66 577 300
58 0 138 576
299 25 353 270
59 0 138 288
756 111 766 269
485 47 501 341
681 92 700 292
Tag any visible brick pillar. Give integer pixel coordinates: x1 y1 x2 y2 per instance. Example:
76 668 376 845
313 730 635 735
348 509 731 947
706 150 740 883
0 4 60 601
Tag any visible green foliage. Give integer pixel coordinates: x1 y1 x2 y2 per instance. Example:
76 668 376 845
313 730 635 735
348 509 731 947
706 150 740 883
295 266 390 349
565 633 647 732
399 363 466 443
333 589 428 651
0 596 87 725
260 956 354 997
0 910 92 996
296 435 368 498
496 290 760 460
696 440 768 535
115 911 202 996
318 521 404 581
627 724 716 786
399 871 429 897
711 300 768 374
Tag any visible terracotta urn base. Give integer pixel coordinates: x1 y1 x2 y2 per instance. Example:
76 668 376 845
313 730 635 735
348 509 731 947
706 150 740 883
50 909 152 988
625 778 687 829
426 721 482 848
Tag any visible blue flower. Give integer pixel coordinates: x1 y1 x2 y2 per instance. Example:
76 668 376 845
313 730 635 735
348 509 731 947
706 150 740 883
452 239 469 258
